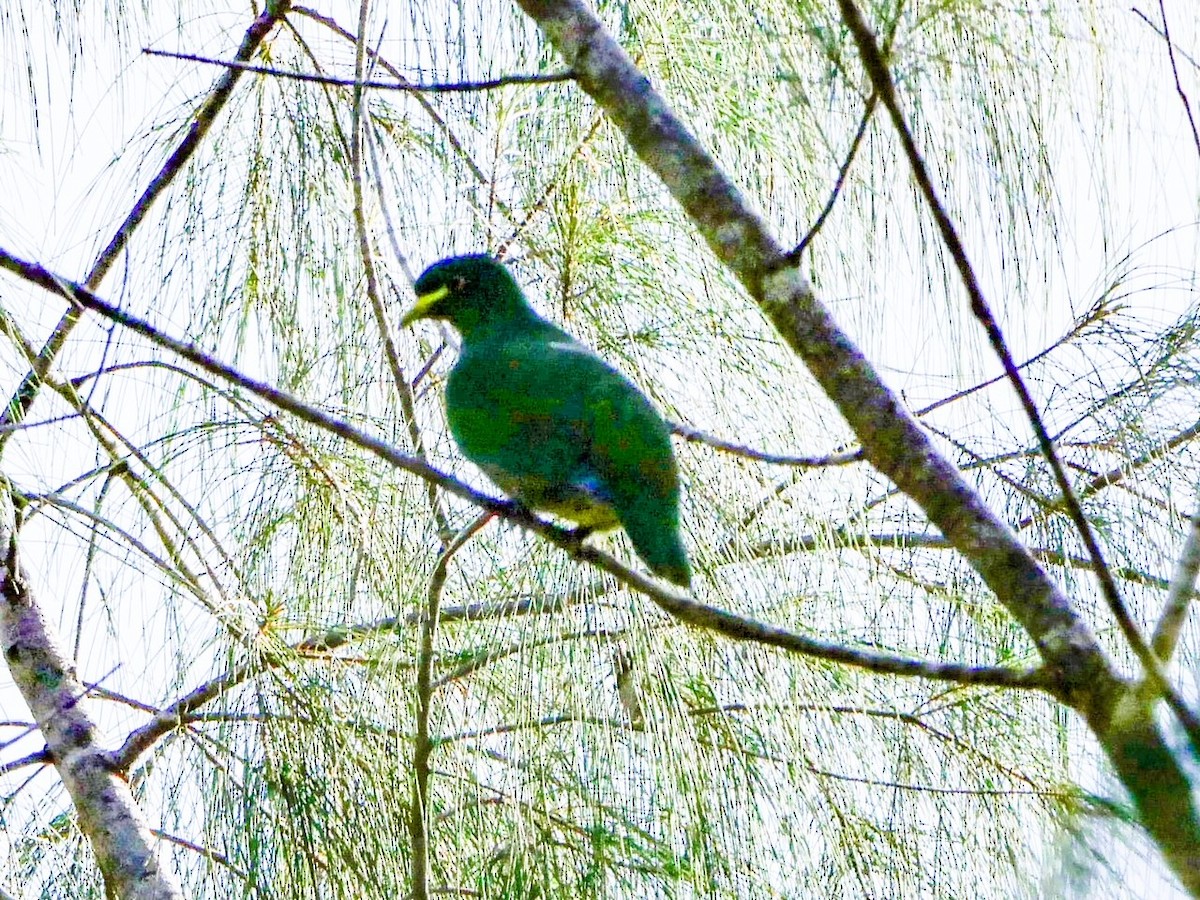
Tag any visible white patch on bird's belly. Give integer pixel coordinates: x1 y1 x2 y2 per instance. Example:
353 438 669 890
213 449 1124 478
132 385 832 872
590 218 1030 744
543 341 592 356
479 462 619 529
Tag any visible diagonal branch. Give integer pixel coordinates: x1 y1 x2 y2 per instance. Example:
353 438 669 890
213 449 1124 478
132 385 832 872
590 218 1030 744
142 48 575 93
0 249 1050 697
835 0 1200 749
789 91 878 262
1154 491 1200 661
913 295 1116 419
348 6 451 539
0 482 182 898
511 0 1105 701
1150 0 1200 161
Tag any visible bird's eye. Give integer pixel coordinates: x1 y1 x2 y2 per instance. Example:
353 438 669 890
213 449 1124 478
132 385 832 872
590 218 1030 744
451 276 468 292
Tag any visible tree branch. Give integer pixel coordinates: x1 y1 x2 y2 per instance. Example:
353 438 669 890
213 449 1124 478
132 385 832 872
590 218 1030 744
347 5 451 539
0 253 1103 735
410 513 488 900
1154 491 1200 661
511 0 1104 701
142 47 575 92
789 91 878 262
754 527 1200 600
0 482 182 898
1150 0 1200 162
670 420 863 467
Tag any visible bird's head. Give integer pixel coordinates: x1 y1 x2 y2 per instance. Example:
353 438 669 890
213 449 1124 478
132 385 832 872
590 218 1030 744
402 254 533 338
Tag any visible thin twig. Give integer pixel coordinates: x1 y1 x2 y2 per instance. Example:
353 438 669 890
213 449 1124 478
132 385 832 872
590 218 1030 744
73 471 117 661
1132 7 1200 72
804 763 1063 798
142 48 574 93
753 527 1196 598
28 494 211 610
913 295 1115 418
115 666 253 771
1153 491 1200 661
365 129 416 283
347 15 451 540
671 420 862 467
1016 415 1200 532
1154 0 1200 162
433 627 622 688
789 4 909 262
789 92 878 262
0 751 49 781
411 512 490 900
149 829 247 879
1133 5 1200 162
496 107 608 258
292 5 510 221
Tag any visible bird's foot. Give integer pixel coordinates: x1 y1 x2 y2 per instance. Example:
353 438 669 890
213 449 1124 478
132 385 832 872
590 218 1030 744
498 499 535 526
566 524 597 543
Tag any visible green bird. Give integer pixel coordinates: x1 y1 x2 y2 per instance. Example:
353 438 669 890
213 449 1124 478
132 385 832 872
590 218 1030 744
401 254 691 587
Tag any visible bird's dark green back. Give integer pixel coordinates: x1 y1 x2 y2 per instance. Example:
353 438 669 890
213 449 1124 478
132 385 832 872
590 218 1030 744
404 255 691 587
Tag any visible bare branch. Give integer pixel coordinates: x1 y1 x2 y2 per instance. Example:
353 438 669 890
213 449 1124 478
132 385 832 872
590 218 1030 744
1146 1 1200 161
0 254 1104 705
348 10 451 539
913 295 1117 418
442 713 626 744
754 528 1198 600
1153 492 1200 661
1132 6 1200 73
511 0 1101 691
789 92 878 262
671 420 863 467
577 541 1050 690
149 829 247 880
411 512 489 900
142 47 575 93
298 581 609 653
0 483 182 898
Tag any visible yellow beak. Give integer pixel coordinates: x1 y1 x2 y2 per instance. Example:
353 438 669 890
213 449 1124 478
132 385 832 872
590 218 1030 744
399 284 450 327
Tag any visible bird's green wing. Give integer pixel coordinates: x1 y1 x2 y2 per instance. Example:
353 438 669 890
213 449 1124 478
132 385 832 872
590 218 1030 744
446 328 690 585
446 328 618 525
575 349 690 586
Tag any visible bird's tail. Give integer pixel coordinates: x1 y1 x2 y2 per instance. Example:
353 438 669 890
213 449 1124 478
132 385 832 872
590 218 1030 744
620 501 692 588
